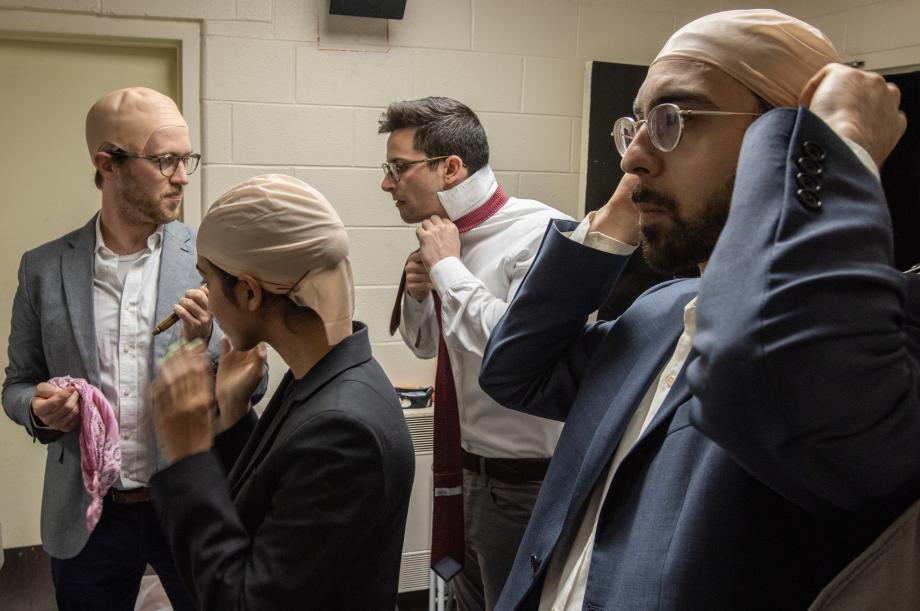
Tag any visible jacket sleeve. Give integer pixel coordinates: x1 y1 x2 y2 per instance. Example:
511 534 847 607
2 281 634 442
687 107 920 522
2 252 63 444
480 220 631 422
151 404 390 610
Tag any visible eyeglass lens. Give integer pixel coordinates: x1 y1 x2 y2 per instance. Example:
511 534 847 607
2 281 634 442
159 154 200 176
612 104 682 157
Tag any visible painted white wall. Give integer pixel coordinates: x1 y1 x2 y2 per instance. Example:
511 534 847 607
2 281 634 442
0 0 919 548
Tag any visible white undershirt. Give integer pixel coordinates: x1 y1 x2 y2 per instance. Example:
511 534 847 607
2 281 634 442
93 217 163 488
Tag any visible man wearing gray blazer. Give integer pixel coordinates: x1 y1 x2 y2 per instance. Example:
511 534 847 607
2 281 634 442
2 87 217 611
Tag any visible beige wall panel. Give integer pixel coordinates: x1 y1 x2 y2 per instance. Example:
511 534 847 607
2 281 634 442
0 37 177 548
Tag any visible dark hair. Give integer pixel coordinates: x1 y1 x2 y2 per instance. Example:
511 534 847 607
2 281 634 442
93 142 127 189
210 261 321 333
378 96 489 174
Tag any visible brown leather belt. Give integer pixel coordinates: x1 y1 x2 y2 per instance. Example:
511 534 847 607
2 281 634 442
461 449 550 485
107 487 152 504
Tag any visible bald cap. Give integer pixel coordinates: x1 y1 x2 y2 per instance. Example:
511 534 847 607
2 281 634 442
198 174 355 346
652 9 841 108
85 87 187 158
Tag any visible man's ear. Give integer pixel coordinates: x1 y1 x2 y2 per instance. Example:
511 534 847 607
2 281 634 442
443 154 468 187
93 151 117 179
236 275 263 312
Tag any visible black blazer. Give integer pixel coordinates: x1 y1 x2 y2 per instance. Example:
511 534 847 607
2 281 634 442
152 323 415 610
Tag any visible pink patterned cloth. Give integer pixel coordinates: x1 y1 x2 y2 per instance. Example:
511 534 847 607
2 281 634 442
49 376 121 531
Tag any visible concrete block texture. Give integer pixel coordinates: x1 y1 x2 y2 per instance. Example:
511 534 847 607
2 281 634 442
371 342 437 388
293 167 402 227
296 45 414 107
413 49 524 113
354 107 390 168
0 0 98 10
846 0 920 55
99 0 234 19
474 0 579 58
203 102 232 164
480 113 574 172
519 172 580 219
237 0 272 21
630 0 719 14
204 36 295 103
577 5 675 65
355 286 404 344
523 57 586 116
274 0 320 41
204 164 292 205
233 103 354 165
388 0 472 50
347 227 419 286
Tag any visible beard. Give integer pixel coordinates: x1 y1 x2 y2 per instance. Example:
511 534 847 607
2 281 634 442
635 176 733 274
116 165 183 226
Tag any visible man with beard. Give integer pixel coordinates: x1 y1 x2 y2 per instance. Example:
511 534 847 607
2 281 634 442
3 87 218 610
479 9 920 611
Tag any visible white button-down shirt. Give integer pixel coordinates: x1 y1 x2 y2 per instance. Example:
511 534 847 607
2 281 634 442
93 217 164 489
399 166 572 458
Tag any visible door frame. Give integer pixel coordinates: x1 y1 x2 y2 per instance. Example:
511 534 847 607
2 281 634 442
0 9 203 225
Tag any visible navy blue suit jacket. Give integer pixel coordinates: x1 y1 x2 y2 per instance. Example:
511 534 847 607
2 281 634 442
480 108 920 610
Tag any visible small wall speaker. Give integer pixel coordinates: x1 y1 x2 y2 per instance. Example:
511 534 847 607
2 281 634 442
329 0 407 20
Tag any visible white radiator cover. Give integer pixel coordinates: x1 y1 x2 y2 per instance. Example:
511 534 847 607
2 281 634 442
399 407 434 592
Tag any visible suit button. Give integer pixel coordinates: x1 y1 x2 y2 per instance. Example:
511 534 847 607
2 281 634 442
796 156 823 177
795 171 821 193
802 140 827 161
530 554 540 572
797 188 822 210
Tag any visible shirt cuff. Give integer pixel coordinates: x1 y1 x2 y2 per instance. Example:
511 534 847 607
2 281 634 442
567 212 638 255
403 286 431 313
839 135 880 181
429 256 474 296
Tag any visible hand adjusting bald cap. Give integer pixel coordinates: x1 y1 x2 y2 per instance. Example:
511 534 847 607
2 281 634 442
653 9 841 108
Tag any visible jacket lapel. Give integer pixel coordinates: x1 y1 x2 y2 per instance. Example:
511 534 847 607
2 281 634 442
153 221 196 363
61 216 100 385
228 324 373 496
563 282 699 521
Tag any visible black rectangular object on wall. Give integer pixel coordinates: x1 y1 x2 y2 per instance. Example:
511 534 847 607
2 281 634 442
329 0 407 19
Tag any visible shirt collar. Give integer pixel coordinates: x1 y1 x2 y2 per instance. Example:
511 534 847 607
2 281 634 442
94 215 164 256
683 296 698 337
436 165 499 221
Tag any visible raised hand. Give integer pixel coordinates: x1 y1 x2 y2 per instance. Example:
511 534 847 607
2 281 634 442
176 284 214 342
151 340 215 464
215 336 267 431
417 215 461 271
799 63 907 169
590 173 642 245
405 251 433 302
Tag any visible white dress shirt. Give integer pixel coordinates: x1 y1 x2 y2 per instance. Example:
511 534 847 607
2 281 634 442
400 165 571 458
93 217 164 489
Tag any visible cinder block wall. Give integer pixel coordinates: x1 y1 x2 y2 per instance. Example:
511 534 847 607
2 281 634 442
0 4 918 549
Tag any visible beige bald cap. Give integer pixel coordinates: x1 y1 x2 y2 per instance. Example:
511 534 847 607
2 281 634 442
85 87 188 158
652 9 841 108
197 174 355 346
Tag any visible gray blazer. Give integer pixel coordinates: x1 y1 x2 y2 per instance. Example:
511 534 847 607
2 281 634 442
809 498 920 611
2 214 223 559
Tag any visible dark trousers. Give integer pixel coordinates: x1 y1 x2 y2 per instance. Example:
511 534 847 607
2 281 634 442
451 469 543 611
50 496 195 611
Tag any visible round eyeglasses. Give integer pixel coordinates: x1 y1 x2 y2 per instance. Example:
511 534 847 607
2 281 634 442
381 156 449 182
114 151 202 177
612 103 761 156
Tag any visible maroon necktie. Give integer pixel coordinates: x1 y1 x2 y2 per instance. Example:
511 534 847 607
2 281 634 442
389 186 509 581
